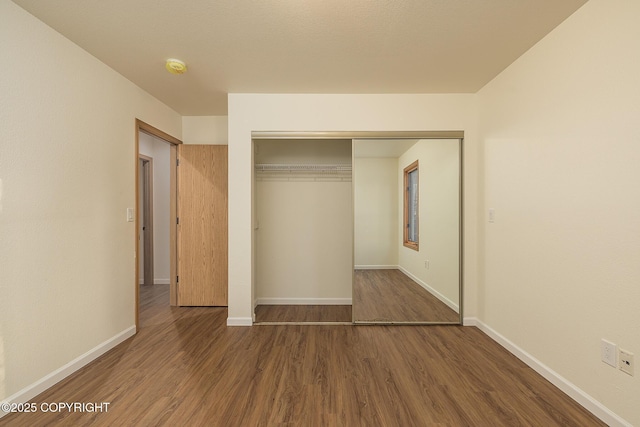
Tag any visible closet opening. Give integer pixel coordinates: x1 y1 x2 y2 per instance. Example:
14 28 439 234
252 138 353 324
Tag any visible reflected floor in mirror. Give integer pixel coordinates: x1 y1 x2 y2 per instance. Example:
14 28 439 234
254 305 352 323
353 269 459 323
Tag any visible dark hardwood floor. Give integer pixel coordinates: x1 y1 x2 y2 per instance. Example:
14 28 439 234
0 284 605 426
255 304 352 323
353 269 460 323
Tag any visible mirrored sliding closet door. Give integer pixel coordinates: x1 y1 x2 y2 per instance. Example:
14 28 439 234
352 138 462 324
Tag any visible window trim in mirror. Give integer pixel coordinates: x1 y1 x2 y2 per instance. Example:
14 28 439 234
403 160 419 251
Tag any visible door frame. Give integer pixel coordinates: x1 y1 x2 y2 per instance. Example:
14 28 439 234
135 119 182 330
139 154 154 287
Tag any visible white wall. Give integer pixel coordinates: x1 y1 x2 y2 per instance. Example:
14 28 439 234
182 116 228 144
353 157 398 268
0 0 180 406
138 132 171 283
255 139 351 164
398 140 460 311
227 94 479 325
255 181 352 302
477 0 639 424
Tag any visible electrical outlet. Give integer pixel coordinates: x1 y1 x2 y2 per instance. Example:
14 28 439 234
601 339 617 367
488 208 495 223
619 349 634 376
424 260 430 269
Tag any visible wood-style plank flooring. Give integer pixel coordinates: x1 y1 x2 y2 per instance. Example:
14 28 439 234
353 269 460 323
255 304 352 323
0 284 605 426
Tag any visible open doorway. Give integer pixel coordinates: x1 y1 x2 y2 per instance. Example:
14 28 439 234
135 120 181 330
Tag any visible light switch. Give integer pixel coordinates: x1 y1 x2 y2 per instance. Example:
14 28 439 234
126 208 135 222
489 208 495 223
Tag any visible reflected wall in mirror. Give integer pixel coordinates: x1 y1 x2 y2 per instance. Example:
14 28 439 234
353 138 461 324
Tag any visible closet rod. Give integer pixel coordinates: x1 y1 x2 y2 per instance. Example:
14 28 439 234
255 163 352 173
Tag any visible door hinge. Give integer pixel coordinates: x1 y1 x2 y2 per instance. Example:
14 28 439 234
176 275 179 283
176 158 180 166
176 217 180 225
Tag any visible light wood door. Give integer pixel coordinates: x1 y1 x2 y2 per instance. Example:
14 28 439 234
177 145 228 306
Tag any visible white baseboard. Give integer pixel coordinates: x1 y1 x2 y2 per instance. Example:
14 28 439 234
138 279 170 285
466 317 631 427
397 266 459 313
0 326 136 418
255 298 352 305
226 317 253 326
354 265 398 270
462 317 477 326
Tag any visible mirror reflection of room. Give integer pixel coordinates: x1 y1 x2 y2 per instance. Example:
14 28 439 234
353 139 461 324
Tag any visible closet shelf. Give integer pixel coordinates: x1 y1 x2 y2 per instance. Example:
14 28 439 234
255 164 352 174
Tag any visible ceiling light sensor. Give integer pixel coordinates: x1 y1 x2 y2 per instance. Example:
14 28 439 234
165 58 187 75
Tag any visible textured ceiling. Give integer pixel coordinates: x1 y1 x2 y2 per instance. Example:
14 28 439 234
12 0 587 115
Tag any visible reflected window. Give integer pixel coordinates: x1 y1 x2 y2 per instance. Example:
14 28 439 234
403 160 419 250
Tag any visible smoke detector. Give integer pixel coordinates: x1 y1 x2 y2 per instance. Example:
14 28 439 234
165 58 187 75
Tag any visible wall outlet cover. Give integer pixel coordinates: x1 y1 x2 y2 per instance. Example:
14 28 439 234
488 208 495 223
601 339 617 368
619 349 634 376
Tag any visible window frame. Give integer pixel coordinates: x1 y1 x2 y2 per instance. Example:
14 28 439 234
403 160 419 251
